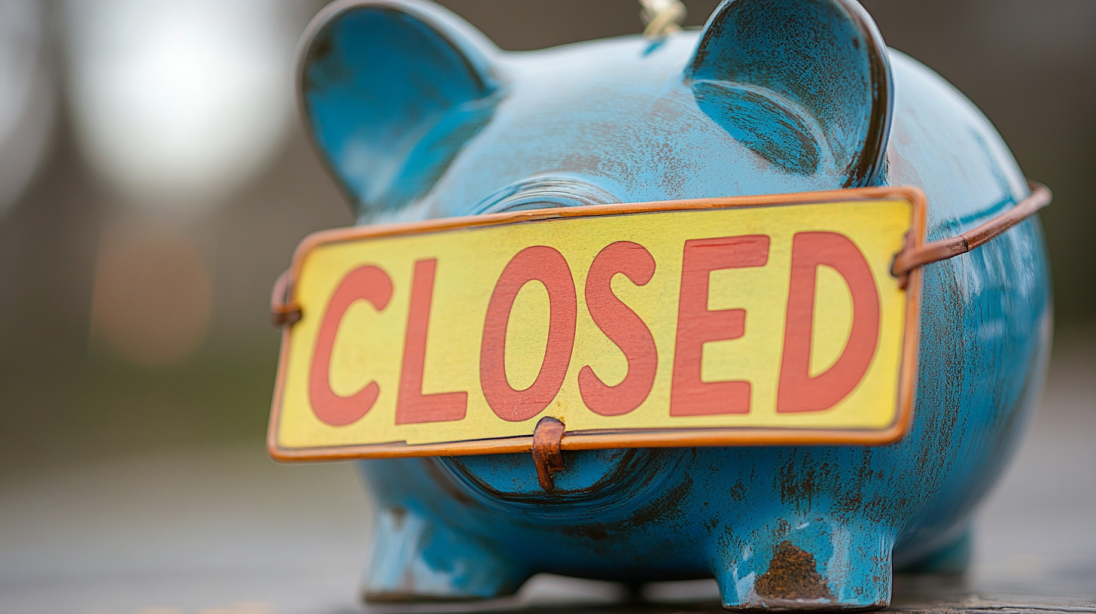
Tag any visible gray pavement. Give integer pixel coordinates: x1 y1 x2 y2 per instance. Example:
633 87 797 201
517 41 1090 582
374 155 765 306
1 342 1093 613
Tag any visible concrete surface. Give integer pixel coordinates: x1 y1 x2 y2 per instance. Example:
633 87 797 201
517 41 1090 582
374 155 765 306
1 342 1093 614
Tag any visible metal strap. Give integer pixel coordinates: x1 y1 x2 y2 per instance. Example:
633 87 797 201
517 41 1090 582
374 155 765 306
892 180 1051 289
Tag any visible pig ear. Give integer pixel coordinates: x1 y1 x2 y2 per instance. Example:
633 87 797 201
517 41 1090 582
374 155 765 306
685 0 893 187
298 0 501 214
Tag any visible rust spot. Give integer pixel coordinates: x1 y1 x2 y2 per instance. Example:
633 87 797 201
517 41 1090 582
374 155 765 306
755 541 834 601
777 455 819 509
560 523 609 542
703 515 721 532
728 479 747 503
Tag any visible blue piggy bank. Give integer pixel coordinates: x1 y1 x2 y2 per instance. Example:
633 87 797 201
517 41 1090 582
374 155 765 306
292 0 1051 608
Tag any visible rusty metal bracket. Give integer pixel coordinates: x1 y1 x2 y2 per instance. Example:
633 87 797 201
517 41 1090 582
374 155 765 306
532 417 566 491
892 180 1051 289
270 269 302 327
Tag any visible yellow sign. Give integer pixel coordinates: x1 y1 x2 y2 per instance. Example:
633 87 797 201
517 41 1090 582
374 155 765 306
268 188 924 460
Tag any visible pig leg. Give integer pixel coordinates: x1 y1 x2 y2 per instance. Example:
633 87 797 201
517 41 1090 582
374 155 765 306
361 505 529 603
711 518 894 610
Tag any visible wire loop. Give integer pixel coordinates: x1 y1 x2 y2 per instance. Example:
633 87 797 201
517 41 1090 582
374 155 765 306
270 269 301 327
891 181 1051 289
640 0 687 37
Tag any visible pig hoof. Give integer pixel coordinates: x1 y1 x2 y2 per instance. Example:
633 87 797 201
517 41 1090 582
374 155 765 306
713 525 892 610
898 529 972 576
361 506 527 603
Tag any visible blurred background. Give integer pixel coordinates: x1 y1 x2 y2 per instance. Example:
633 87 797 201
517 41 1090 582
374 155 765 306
0 1 1093 613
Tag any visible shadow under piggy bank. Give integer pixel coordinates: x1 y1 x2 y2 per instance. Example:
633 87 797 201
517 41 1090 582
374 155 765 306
294 0 1051 609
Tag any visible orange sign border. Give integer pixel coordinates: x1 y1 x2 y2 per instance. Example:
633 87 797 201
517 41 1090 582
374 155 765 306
268 186 926 461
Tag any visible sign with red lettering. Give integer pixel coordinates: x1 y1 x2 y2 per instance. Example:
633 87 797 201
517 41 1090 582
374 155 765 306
268 187 924 460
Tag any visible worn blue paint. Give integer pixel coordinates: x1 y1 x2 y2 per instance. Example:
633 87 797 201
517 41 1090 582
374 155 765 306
295 0 1051 608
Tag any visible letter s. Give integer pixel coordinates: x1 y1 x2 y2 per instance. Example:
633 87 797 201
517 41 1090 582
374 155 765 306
579 241 658 416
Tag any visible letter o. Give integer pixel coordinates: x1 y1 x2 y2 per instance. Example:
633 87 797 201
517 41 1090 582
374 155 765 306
480 246 576 422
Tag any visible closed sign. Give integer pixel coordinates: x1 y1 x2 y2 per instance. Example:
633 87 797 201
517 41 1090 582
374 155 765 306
268 188 924 460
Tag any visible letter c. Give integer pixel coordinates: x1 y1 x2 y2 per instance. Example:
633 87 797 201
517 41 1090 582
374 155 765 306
309 265 393 426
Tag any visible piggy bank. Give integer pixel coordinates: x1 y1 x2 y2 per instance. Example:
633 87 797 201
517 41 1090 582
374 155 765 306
288 0 1051 609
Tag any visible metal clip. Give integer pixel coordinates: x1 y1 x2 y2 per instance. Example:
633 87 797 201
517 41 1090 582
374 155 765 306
532 417 566 491
270 269 302 327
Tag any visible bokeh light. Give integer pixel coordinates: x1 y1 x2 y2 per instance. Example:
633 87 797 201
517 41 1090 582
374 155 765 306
91 229 212 367
62 0 302 211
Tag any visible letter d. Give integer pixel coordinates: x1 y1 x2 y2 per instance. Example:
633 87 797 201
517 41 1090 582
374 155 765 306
777 232 880 413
